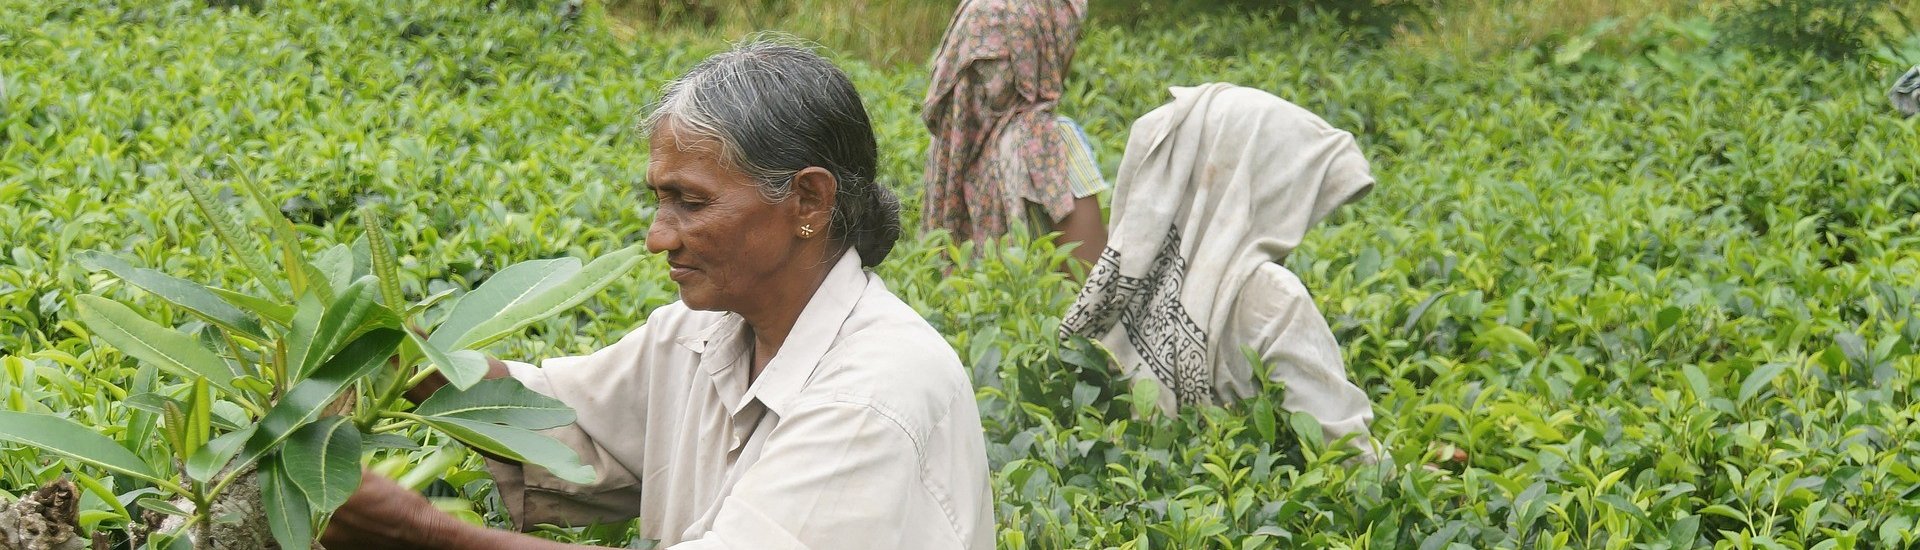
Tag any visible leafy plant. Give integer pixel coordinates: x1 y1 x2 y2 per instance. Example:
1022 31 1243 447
0 173 643 549
1722 0 1880 58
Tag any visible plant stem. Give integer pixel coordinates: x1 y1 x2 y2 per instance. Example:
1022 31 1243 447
196 503 213 549
370 421 410 433
360 364 427 432
163 512 205 546
219 329 270 417
206 464 252 505
383 410 426 422
145 476 195 501
404 364 439 393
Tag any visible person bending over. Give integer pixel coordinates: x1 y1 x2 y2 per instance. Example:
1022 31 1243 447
1062 83 1382 461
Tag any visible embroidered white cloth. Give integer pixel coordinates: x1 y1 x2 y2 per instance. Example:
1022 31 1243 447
486 251 994 549
1061 83 1377 453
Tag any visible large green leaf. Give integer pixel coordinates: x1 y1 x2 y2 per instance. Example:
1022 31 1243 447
448 245 645 351
75 251 269 341
416 416 595 484
311 244 356 298
260 458 314 550
1738 362 1793 404
73 295 239 395
181 174 285 301
234 168 333 303
407 330 493 391
0 411 167 487
359 207 407 311
428 257 582 350
234 328 402 474
292 279 394 380
281 416 362 512
284 293 325 382
187 425 256 482
207 286 297 326
415 377 574 430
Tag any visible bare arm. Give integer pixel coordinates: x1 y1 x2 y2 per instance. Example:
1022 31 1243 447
321 473 596 550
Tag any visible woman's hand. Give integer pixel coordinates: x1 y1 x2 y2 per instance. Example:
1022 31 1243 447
320 471 462 550
322 471 588 550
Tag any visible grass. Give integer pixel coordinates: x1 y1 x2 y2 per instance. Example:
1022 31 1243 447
600 0 959 67
1390 0 1721 59
599 0 1920 68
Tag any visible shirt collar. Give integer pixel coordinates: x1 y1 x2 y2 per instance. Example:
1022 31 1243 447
677 250 869 417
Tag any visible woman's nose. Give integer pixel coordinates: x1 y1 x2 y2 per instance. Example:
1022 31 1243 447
645 215 679 254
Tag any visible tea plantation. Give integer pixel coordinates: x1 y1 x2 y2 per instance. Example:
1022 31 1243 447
2 1 1917 548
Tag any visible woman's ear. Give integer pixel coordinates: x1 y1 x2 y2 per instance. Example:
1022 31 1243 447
789 166 838 238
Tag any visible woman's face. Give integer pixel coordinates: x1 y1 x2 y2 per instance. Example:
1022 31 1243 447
643 122 810 314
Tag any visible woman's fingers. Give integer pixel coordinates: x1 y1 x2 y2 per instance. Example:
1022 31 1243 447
320 470 436 549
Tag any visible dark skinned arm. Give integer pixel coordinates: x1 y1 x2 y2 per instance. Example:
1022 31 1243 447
320 473 596 549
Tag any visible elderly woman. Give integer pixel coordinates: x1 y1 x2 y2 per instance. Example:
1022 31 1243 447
923 0 1109 265
320 42 994 549
1061 83 1380 461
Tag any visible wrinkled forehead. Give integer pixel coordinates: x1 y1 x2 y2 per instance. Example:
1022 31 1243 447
648 116 726 157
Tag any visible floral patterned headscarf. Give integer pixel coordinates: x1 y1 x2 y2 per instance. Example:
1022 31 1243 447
921 0 1088 241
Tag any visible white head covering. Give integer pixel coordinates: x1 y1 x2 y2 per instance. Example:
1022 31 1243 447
1061 83 1374 407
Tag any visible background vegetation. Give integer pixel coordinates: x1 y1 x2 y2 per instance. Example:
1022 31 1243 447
2 0 1918 548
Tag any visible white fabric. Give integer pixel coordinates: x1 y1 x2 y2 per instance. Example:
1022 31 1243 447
486 251 994 549
1894 65 1920 117
1061 83 1376 452
1221 263 1376 459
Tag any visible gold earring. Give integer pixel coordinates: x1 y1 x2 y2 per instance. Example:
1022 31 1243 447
800 224 816 238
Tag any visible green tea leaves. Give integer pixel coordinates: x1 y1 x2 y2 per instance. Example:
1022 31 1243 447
0 411 167 489
428 257 582 350
441 245 645 351
414 416 595 484
416 377 574 430
408 329 493 392
1738 362 1793 404
261 457 315 550
186 425 255 482
292 279 391 380
73 295 238 395
235 329 402 475
281 415 363 512
76 251 268 341
360 207 407 311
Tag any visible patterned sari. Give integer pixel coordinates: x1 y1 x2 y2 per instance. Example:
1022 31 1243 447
922 0 1088 242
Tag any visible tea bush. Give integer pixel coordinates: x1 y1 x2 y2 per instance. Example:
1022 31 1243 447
1722 0 1881 58
2 0 1917 548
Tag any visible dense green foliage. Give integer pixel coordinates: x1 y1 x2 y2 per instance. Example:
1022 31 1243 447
1 0 1917 548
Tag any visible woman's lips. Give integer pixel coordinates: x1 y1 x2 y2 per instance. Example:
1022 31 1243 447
668 262 695 282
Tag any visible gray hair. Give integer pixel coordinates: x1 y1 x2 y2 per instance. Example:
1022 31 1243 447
641 39 902 268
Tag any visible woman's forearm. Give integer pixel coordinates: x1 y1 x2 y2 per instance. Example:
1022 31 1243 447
424 513 597 550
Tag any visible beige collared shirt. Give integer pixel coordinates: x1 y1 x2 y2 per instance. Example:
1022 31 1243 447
486 251 994 549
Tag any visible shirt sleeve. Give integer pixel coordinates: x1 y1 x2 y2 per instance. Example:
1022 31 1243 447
484 328 656 530
668 400 925 550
